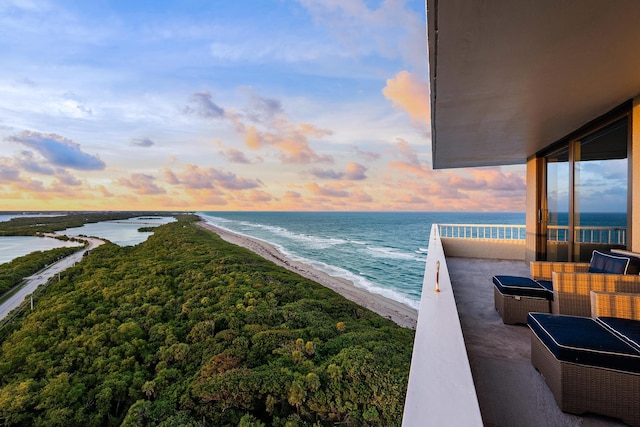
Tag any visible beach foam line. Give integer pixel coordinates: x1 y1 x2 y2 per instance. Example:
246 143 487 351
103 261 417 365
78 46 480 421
205 214 348 249
364 245 425 262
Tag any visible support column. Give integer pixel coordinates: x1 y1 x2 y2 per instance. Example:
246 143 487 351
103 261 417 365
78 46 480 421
525 156 543 263
630 97 640 251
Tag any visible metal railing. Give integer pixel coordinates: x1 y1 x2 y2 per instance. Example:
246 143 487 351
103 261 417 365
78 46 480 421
438 224 526 240
547 225 626 245
439 223 627 246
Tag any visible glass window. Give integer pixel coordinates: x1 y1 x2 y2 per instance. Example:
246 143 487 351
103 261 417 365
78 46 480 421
543 117 628 261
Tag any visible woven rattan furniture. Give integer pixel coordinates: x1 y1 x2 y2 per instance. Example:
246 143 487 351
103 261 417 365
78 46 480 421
528 251 640 317
551 271 640 316
530 261 590 281
528 293 640 426
493 276 551 324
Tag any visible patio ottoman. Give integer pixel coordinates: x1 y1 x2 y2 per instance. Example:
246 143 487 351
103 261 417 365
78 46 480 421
493 275 552 324
528 312 640 426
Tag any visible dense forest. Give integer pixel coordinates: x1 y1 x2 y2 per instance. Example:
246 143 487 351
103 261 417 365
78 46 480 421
0 215 414 426
0 246 82 297
0 212 176 236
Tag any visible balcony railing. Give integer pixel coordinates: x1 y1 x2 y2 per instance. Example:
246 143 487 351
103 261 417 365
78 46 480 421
439 224 627 246
547 225 626 245
438 224 526 240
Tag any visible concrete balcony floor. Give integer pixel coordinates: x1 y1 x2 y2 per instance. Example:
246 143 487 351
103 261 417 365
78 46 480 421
447 257 626 427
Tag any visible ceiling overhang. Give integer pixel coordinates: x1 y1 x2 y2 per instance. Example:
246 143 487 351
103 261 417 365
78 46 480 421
429 0 640 169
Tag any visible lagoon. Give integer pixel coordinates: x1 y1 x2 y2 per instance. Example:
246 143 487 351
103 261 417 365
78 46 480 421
0 236 83 264
62 216 176 246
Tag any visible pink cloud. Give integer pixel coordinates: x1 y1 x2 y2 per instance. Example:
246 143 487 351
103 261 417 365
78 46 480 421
117 173 166 195
383 71 430 123
165 164 262 191
309 161 367 180
306 182 350 198
219 147 251 164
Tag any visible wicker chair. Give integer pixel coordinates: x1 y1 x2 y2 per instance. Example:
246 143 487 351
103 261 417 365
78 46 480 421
530 253 640 317
529 291 640 426
530 261 590 281
551 271 640 316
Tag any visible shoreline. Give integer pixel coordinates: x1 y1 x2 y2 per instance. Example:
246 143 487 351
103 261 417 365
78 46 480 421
198 220 418 329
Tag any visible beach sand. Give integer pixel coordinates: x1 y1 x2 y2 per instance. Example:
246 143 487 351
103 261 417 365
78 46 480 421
198 220 418 329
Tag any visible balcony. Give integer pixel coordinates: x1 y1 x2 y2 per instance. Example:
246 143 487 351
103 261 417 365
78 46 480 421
403 224 626 426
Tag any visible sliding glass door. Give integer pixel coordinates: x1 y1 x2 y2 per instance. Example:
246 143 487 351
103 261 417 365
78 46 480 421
545 147 570 261
542 117 629 262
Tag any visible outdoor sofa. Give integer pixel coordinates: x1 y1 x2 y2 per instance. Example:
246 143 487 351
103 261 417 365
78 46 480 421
493 250 640 324
531 249 640 317
528 291 640 426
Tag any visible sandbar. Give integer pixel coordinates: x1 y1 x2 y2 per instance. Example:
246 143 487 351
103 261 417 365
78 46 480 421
198 220 418 329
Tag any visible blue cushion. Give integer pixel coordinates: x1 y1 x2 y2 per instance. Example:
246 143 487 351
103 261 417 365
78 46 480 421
536 280 553 300
528 313 640 373
611 249 640 274
493 275 552 300
599 317 640 352
589 250 630 274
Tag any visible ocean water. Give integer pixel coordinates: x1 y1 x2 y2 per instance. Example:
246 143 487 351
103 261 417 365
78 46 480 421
199 211 526 310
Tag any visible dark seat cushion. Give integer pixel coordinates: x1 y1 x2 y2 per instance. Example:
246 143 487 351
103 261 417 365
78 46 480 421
589 250 631 274
528 313 640 373
599 317 640 352
493 275 552 300
611 249 640 274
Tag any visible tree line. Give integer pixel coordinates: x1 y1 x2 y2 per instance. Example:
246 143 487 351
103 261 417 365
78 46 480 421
0 215 414 426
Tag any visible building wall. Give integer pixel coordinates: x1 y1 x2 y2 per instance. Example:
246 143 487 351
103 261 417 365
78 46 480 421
632 97 640 252
441 238 525 260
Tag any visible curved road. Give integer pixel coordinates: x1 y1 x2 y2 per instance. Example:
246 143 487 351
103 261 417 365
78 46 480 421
0 236 104 321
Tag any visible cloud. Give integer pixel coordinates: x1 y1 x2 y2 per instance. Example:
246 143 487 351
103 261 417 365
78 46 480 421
242 121 333 163
383 71 430 123
132 137 155 147
309 162 367 180
15 150 56 175
97 185 113 197
183 91 225 119
306 182 350 198
246 190 273 203
353 147 380 162
7 131 105 170
0 161 21 182
117 173 166 195
391 138 422 167
283 190 302 201
54 169 82 186
219 147 251 164
165 164 262 190
243 89 284 123
298 0 426 72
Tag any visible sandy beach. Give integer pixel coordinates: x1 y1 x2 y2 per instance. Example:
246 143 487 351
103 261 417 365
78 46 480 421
198 220 418 329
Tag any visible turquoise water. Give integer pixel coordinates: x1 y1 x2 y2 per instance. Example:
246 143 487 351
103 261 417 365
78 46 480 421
199 211 525 309
63 216 175 246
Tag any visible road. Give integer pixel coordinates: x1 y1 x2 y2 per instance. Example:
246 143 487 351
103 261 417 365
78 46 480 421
0 236 104 321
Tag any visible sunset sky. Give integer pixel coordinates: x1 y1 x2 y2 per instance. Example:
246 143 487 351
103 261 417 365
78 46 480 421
0 0 527 211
